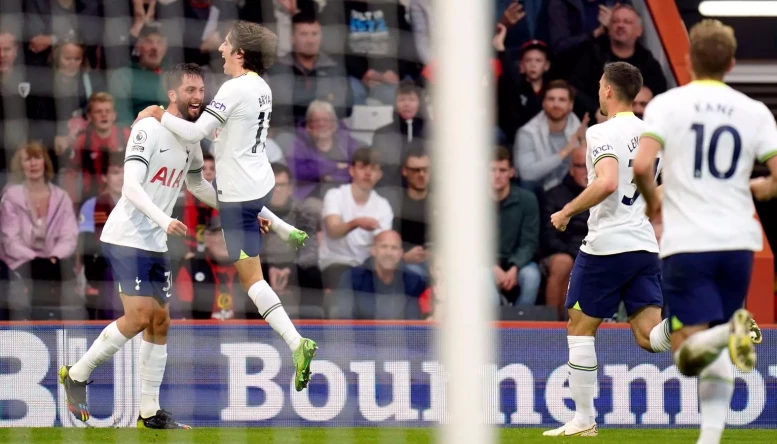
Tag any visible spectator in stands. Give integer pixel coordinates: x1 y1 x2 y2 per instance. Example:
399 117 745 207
49 40 107 167
632 85 653 119
23 0 103 68
183 153 218 257
542 146 588 319
515 80 587 191
78 152 124 319
62 92 131 205
175 216 249 320
372 80 426 189
267 11 352 131
569 4 666 120
320 148 393 294
290 100 360 200
262 163 322 301
109 23 168 124
392 146 430 278
0 142 78 320
154 0 218 66
548 0 623 76
335 230 426 320
410 0 432 66
492 146 540 305
494 22 551 145
319 0 418 105
0 30 51 187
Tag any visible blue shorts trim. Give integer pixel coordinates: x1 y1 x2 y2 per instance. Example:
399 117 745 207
101 243 172 305
565 251 662 319
219 190 273 262
662 250 753 330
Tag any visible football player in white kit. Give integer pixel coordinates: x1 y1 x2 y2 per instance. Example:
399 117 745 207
544 62 673 437
634 20 770 444
136 22 317 391
58 64 219 429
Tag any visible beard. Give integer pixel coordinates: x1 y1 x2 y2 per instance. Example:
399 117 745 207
177 99 204 122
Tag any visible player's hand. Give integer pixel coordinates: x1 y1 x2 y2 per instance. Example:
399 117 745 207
167 219 188 236
492 23 508 51
257 216 272 234
750 176 776 201
403 246 426 264
354 217 380 231
551 210 571 232
134 105 164 126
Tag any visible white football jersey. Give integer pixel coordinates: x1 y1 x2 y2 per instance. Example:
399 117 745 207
643 80 777 258
580 112 660 255
101 118 203 252
203 72 275 202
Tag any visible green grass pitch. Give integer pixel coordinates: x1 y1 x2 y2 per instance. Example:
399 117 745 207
0 428 773 443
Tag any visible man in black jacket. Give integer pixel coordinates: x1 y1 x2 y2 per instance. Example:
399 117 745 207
542 146 588 318
568 4 666 121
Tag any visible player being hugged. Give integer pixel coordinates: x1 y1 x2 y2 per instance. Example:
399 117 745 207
634 20 769 444
59 64 224 429
544 62 673 437
136 21 317 391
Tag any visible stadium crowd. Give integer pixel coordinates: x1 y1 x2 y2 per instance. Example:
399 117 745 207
0 0 669 322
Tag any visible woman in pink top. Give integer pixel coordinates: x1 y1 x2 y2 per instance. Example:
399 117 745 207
0 142 79 319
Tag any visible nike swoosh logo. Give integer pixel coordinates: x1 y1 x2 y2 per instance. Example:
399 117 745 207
160 148 170 153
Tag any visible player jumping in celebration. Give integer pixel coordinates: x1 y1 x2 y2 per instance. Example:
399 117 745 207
543 62 673 437
59 64 223 428
634 20 769 444
136 21 317 391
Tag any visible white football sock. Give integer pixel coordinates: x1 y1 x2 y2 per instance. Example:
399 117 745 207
69 321 130 382
248 280 302 352
568 336 597 427
696 351 734 444
259 207 294 240
649 318 672 353
139 341 168 419
686 324 730 350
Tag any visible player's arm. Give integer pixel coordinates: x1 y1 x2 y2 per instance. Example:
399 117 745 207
634 99 665 209
185 147 218 209
123 123 186 235
556 129 619 220
750 104 777 200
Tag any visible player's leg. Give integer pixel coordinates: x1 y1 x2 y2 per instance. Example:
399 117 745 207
222 198 317 391
664 252 754 444
258 206 308 249
622 252 671 353
60 245 157 422
544 252 620 437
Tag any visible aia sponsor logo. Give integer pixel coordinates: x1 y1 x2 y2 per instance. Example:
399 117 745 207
150 167 184 188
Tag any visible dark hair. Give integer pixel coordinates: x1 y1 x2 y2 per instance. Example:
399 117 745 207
495 145 511 163
541 79 576 102
203 152 215 163
351 147 381 167
396 79 421 99
271 162 291 177
164 63 204 92
402 142 427 166
603 61 643 103
292 9 319 27
101 151 125 175
228 21 277 75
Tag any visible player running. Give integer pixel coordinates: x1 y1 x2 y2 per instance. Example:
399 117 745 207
58 63 224 428
543 62 674 437
634 20 770 444
136 21 317 391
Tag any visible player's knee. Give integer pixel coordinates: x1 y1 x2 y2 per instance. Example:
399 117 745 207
549 254 574 277
635 332 653 352
151 309 171 337
126 304 155 331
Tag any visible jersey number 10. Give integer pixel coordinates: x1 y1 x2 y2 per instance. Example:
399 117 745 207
252 111 272 154
691 123 742 179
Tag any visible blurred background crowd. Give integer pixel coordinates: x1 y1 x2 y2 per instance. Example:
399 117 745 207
0 0 749 322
